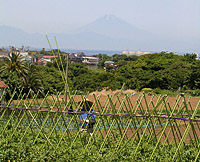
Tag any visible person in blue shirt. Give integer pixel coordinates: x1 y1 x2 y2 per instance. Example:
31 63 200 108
78 99 96 135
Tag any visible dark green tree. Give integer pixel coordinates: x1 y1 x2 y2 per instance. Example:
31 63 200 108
0 52 28 85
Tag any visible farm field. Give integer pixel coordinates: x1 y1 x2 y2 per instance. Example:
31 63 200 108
12 89 199 111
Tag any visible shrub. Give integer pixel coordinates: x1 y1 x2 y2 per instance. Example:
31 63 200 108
142 88 152 93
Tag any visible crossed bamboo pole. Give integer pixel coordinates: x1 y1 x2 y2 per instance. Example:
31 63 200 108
0 89 200 160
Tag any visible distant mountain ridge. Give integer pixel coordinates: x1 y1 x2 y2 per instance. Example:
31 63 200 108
73 14 156 40
0 15 200 52
0 25 47 47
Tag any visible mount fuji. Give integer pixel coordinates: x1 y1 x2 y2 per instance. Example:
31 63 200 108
73 14 156 41
0 15 199 52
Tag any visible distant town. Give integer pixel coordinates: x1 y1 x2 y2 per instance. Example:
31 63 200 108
0 46 172 69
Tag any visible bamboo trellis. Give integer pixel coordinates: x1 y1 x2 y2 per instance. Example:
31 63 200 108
0 88 200 161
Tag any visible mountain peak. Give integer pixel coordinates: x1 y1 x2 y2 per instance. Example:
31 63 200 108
103 14 118 21
96 14 123 24
74 14 154 40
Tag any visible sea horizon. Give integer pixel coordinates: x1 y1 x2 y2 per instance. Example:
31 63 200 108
1 46 197 57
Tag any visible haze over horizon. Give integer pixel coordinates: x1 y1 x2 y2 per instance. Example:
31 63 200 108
0 0 200 53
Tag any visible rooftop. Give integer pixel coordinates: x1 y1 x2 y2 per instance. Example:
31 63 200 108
0 80 8 88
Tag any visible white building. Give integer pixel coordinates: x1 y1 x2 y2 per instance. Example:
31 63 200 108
122 50 150 56
82 56 99 65
19 52 29 57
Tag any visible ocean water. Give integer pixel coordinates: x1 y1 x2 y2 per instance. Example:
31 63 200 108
28 47 194 57
62 49 122 56
60 49 188 56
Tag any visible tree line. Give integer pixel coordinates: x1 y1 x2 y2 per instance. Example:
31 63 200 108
0 51 199 98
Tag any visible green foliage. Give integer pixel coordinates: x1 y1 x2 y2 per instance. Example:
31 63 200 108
0 53 44 99
0 52 28 84
73 70 116 92
39 48 63 56
94 53 139 68
142 88 152 93
1 51 199 95
0 91 200 161
69 63 88 79
1 127 199 161
114 52 200 91
152 88 180 96
38 65 64 94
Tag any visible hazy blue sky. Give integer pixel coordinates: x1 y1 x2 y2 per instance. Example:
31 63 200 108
1 0 200 39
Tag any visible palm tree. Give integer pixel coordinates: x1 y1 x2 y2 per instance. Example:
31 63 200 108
24 64 43 93
0 52 28 85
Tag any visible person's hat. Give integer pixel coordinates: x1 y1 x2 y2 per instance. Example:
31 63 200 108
78 99 93 109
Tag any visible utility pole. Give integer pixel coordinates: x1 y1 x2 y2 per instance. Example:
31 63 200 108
65 53 69 107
